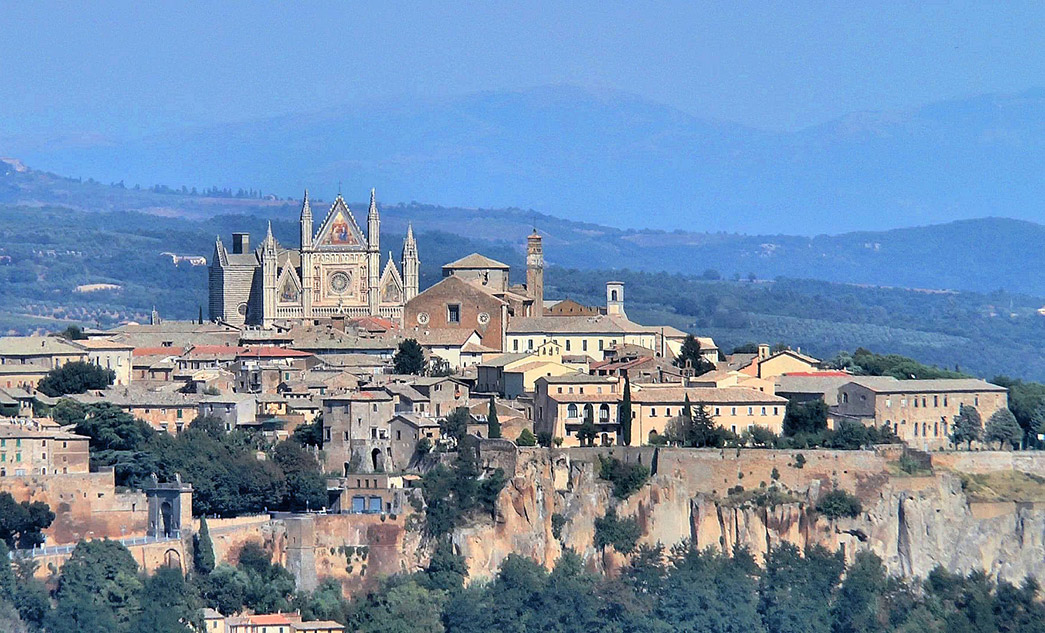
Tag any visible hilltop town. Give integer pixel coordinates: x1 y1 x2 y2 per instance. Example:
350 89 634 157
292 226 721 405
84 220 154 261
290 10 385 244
3 190 1045 631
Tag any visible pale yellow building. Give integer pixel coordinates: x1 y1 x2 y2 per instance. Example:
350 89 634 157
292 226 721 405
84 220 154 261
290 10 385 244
71 339 134 386
629 385 787 445
476 341 580 398
0 420 91 477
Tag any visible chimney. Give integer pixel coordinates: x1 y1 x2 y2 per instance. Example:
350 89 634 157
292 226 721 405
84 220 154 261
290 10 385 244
232 232 250 254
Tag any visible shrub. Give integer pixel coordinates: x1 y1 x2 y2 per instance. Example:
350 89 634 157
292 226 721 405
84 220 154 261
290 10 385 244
771 467 780 481
416 437 432 455
816 489 862 520
598 455 650 499
516 428 537 447
794 453 806 469
594 509 640 553
551 513 567 541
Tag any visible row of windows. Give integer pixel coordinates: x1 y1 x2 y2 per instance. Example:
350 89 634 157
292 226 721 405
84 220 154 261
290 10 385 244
555 385 607 395
0 439 23 447
885 419 949 438
0 453 22 462
512 337 620 352
649 406 780 417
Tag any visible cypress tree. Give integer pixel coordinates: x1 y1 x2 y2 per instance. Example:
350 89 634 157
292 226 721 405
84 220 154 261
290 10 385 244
487 397 501 439
0 540 14 601
619 371 633 446
683 394 693 420
193 516 215 575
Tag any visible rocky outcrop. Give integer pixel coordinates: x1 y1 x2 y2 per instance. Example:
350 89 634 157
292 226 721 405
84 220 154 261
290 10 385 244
448 447 1045 583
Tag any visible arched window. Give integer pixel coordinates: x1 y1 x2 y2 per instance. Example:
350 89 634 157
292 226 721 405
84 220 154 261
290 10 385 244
584 404 594 423
599 404 610 423
567 404 578 418
611 290 619 301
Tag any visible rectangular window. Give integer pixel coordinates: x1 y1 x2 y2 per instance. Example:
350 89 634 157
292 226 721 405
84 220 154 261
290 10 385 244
731 407 736 415
933 396 939 407
748 407 753 416
650 408 657 417
714 407 721 416
582 340 588 352
565 340 571 351
177 409 183 419
447 304 461 323
761 407 767 416
598 340 604 351
513 340 519 351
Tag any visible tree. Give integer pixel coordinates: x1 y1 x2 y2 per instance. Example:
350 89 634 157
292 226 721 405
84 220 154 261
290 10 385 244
56 325 87 340
817 489 863 519
0 493 54 549
194 516 215 575
830 551 887 633
292 417 324 449
393 339 426 375
783 400 829 436
673 335 715 374
952 404 983 450
594 508 640 553
619 371 633 446
598 455 649 498
577 419 597 447
985 408 1022 450
486 397 501 439
760 544 844 633
516 428 537 446
131 567 199 633
665 402 720 447
0 542 14 602
273 441 327 511
51 540 143 633
37 361 115 397
419 539 468 593
440 407 471 443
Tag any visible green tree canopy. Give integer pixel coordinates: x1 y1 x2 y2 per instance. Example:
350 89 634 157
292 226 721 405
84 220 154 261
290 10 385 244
486 397 501 439
37 361 115 397
673 334 715 375
952 404 983 450
984 408 1022 450
393 339 427 375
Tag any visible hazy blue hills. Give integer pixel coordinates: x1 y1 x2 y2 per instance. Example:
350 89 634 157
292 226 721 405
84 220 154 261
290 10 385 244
4 160 1045 295
9 85 1045 235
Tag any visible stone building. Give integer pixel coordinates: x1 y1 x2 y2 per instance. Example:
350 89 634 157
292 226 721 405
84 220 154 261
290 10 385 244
209 190 420 327
833 378 1008 449
0 420 90 477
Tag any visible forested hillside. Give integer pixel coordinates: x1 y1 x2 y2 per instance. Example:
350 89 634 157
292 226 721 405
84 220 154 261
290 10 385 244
2 204 1045 380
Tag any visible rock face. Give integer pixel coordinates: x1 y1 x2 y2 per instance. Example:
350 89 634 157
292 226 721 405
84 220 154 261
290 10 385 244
449 446 1045 583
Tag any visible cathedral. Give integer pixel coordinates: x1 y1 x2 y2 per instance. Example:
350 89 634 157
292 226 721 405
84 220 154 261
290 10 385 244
209 190 420 327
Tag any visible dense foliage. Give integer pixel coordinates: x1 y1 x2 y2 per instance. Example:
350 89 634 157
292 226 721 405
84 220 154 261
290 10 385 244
597 455 650 499
393 339 427 376
65 403 326 516
421 451 507 538
37 361 115 397
0 494 54 549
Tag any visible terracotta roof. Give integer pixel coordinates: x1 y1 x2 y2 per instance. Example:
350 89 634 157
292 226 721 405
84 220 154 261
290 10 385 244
238 346 312 358
632 386 786 404
133 346 185 357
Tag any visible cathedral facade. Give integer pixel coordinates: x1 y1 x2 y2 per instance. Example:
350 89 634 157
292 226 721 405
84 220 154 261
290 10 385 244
209 190 420 327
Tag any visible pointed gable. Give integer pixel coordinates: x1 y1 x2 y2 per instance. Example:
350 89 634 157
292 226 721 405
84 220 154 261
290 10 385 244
276 265 302 305
380 254 404 304
314 195 366 250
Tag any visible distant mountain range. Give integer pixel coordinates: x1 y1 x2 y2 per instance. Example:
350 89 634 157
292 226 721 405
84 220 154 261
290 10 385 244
6 85 1045 235
3 158 1045 297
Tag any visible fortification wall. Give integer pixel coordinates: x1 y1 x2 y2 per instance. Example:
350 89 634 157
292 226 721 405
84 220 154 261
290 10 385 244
0 471 148 544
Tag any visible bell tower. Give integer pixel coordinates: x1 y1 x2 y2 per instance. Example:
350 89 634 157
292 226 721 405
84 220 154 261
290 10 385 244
526 230 544 316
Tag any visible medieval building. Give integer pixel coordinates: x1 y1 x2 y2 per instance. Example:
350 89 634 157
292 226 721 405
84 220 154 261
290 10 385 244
209 190 420 327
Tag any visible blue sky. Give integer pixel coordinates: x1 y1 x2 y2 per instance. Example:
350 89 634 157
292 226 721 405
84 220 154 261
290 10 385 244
3 1 1045 140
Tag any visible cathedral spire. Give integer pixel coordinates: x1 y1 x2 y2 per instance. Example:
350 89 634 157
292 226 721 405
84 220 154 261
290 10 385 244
368 188 378 219
300 190 313 250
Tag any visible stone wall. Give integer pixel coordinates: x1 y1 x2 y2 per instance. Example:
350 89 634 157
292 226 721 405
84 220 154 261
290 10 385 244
0 471 148 545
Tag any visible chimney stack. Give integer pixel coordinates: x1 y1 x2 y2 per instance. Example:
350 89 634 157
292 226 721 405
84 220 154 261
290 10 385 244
232 232 250 254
